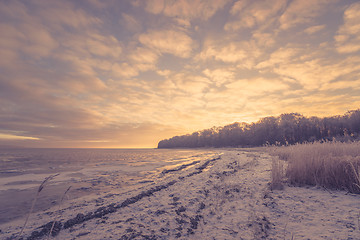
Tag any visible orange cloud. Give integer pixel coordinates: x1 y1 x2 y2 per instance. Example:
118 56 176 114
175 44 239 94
225 0 286 31
304 25 326 35
198 40 251 63
203 68 235 86
142 0 229 21
139 29 194 58
335 2 360 53
279 0 332 30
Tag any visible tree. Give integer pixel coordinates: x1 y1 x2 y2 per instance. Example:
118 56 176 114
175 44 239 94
157 109 360 148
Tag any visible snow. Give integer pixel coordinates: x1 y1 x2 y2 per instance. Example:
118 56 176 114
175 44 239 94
1 149 359 239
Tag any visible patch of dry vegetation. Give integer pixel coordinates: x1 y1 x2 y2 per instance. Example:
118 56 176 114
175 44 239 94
17 174 59 238
270 141 360 193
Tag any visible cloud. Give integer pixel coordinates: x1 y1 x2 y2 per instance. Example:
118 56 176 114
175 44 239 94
86 34 122 58
0 133 40 140
0 0 117 70
196 32 273 69
321 79 360 91
32 0 102 29
156 69 172 77
226 78 289 96
279 0 333 30
252 31 276 47
0 83 107 137
200 77 291 125
304 24 326 34
0 121 185 148
0 22 58 59
174 18 191 28
198 40 252 63
229 0 250 15
335 2 360 53
87 0 108 9
319 56 360 91
129 47 159 68
62 75 108 94
168 72 211 95
272 60 332 89
141 0 164 14
256 47 301 69
286 93 360 118
139 29 194 58
203 68 235 86
225 0 286 31
21 23 59 58
257 45 360 90
121 13 142 32
109 47 159 79
60 32 122 59
142 0 229 21
112 63 139 78
224 19 254 31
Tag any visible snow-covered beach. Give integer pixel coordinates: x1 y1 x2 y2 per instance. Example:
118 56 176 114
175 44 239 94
1 149 359 239
0 148 217 225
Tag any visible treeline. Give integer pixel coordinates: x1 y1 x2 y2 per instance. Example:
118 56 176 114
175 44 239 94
158 110 360 148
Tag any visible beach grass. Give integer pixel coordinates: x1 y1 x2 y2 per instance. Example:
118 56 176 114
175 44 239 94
17 174 59 238
270 157 285 190
270 141 360 193
48 186 72 238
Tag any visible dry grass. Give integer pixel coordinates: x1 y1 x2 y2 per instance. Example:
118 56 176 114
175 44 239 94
17 174 59 238
270 158 285 190
48 186 72 238
270 141 360 193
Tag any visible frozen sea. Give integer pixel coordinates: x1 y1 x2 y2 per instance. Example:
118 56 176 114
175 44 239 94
0 148 218 224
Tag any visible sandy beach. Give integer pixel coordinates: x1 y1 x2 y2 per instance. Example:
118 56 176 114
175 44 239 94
1 149 359 239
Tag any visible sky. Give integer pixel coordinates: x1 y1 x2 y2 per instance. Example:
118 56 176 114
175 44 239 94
0 0 360 148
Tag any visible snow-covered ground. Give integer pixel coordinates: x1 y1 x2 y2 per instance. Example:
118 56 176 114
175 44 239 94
1 149 359 239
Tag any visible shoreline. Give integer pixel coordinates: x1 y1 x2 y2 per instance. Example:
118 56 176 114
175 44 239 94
0 148 219 226
1 149 359 239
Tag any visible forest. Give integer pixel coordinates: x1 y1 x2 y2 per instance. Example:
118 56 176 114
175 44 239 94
158 110 360 148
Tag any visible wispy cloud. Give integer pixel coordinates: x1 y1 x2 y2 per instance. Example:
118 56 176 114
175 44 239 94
0 133 40 140
141 0 229 21
304 24 326 34
121 13 142 32
225 0 286 31
203 68 235 87
279 0 335 30
139 29 194 58
198 39 258 65
335 2 360 53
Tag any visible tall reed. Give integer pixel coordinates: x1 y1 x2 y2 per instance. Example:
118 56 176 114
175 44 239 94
48 186 72 238
270 141 360 193
270 158 285 190
17 174 59 238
